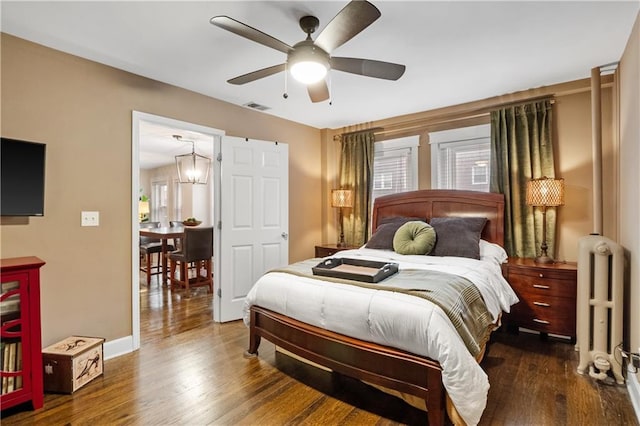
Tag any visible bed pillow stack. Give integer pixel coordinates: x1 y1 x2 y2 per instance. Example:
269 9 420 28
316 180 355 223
365 216 488 260
365 216 426 250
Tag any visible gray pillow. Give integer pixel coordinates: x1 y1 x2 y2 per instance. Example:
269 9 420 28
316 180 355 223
393 221 436 255
429 217 487 259
365 216 426 250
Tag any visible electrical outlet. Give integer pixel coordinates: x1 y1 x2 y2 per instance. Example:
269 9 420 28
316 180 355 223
81 211 99 227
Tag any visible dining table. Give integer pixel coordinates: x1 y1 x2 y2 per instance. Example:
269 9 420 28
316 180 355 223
139 225 185 284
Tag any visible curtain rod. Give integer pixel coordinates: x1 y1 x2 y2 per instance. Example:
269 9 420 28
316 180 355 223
491 96 555 111
333 127 384 141
491 96 556 111
332 96 556 141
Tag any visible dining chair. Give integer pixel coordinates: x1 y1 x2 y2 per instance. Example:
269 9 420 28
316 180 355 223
169 221 183 251
168 227 213 295
139 222 174 286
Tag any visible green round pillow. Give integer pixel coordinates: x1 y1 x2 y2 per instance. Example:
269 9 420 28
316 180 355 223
393 221 436 255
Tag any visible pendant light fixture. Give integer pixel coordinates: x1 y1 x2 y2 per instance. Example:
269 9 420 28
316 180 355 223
173 135 211 185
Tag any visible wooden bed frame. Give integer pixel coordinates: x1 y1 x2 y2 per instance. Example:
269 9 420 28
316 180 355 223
246 190 505 425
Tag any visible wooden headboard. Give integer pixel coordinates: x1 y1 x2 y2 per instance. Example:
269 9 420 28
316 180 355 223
371 190 505 246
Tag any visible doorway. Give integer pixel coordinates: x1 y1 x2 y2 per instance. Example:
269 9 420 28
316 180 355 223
131 111 223 350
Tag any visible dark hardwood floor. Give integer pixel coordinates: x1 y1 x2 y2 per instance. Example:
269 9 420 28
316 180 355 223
2 274 638 425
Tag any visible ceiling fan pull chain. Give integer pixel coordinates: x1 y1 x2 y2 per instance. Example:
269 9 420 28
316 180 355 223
283 62 289 99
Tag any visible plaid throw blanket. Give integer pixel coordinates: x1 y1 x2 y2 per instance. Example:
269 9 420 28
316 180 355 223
269 258 494 357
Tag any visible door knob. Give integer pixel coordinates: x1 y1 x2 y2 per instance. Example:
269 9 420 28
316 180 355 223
281 232 288 240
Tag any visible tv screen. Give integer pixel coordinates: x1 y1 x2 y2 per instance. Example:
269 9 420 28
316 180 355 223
1 138 46 216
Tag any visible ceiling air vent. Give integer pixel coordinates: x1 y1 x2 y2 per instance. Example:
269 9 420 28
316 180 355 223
243 102 270 111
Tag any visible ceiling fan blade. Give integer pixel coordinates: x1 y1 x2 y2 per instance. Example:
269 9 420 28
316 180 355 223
314 1 381 53
228 64 287 85
307 80 330 103
210 16 293 54
331 57 406 80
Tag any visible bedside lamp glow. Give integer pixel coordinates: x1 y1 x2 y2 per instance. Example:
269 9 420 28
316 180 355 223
526 177 565 264
331 189 353 247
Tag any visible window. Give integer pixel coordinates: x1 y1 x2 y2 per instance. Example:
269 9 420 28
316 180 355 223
430 124 491 192
151 180 169 224
372 136 419 202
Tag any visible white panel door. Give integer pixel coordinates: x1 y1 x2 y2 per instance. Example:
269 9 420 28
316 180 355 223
217 137 289 322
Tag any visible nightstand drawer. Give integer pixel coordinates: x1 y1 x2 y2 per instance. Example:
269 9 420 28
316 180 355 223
314 244 357 258
508 273 576 299
509 297 576 336
507 265 576 281
316 246 341 257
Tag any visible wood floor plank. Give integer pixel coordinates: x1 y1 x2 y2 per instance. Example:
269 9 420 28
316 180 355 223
1 276 637 425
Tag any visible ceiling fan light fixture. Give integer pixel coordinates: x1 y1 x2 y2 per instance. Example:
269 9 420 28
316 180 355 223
290 60 327 84
288 41 329 85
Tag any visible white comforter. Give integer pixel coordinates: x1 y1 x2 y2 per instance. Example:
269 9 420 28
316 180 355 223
243 248 519 426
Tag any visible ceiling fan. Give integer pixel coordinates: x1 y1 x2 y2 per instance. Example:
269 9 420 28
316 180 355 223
210 0 406 103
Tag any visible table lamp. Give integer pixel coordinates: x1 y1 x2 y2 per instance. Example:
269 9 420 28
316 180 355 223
526 177 565 264
139 200 150 223
331 189 353 247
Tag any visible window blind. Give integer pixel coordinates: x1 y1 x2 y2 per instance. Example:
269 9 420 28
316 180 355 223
372 147 412 199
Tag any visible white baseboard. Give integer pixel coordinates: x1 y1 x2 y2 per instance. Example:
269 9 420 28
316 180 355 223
628 369 640 423
103 335 135 360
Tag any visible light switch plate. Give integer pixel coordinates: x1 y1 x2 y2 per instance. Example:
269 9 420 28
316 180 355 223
81 211 99 227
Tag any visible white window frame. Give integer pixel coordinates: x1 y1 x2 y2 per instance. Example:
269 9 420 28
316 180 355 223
429 124 491 191
372 135 420 202
173 179 182 221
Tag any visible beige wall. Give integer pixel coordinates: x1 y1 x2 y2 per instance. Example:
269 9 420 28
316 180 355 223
0 34 322 346
553 87 617 261
619 12 640 389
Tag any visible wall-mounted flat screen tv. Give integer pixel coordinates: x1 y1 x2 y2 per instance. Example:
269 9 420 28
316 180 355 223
1 137 47 216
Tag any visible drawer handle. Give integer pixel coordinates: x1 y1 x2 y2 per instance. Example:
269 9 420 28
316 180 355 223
533 302 550 307
539 273 544 278
533 318 550 324
532 284 550 289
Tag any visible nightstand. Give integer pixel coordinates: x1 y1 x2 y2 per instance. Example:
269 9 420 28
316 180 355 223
315 244 357 258
502 257 577 341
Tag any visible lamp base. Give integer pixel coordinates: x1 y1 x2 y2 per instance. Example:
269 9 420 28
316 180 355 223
534 255 555 264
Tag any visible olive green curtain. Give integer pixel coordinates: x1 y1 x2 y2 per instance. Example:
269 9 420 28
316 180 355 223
339 131 375 246
490 100 557 258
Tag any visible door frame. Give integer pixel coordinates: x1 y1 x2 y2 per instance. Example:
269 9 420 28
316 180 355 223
131 111 224 350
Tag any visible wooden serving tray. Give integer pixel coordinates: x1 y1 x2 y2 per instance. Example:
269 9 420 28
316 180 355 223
312 258 398 283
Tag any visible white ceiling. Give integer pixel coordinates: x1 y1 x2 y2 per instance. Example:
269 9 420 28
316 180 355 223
138 121 215 170
2 1 638 133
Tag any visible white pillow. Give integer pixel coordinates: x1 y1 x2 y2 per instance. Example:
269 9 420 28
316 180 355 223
479 239 508 265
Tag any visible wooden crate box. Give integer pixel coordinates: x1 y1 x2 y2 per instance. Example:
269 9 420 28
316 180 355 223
42 336 104 394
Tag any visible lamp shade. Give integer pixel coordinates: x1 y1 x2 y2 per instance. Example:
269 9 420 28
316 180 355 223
331 189 353 208
526 177 565 207
138 200 150 215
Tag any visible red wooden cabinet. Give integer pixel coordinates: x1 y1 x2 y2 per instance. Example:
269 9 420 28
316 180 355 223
1 256 45 411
